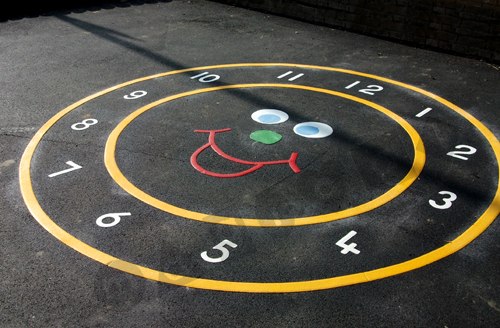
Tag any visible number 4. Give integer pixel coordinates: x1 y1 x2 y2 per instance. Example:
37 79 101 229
336 231 360 255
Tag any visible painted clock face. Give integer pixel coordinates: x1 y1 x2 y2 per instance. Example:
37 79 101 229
20 64 499 293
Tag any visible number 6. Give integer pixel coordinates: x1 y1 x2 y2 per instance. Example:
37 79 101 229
201 239 237 263
96 212 131 228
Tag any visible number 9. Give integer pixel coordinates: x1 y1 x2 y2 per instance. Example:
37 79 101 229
124 90 147 100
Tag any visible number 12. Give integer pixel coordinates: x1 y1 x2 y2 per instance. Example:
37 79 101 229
345 81 384 95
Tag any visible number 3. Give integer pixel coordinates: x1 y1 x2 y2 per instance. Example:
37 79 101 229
429 191 457 210
201 239 237 263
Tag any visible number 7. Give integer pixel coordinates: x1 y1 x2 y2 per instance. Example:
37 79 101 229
48 161 82 178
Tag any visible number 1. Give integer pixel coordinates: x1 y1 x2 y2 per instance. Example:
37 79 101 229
345 81 361 89
48 161 82 178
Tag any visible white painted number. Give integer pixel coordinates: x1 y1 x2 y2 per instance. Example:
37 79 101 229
191 72 220 83
345 81 361 89
336 231 360 255
447 145 477 161
429 191 457 210
201 239 237 263
345 81 384 95
96 212 131 228
48 161 82 178
71 118 98 131
124 90 147 100
277 71 304 81
359 85 384 95
416 107 433 118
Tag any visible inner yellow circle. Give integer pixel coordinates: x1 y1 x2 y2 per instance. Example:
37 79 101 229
104 83 426 226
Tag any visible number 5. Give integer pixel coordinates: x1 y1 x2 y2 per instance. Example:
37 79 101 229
201 239 237 263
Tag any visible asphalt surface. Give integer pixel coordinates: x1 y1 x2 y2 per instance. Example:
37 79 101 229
1 0 499 327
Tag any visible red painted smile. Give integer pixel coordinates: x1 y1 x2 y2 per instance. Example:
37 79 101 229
190 128 300 178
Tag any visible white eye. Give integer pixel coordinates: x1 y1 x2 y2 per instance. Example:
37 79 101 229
251 109 289 124
293 122 333 138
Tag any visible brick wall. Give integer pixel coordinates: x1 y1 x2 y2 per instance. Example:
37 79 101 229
211 0 500 62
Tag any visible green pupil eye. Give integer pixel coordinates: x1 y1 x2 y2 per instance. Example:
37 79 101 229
250 130 283 145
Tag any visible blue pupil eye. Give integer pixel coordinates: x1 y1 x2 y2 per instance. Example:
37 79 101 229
258 114 281 124
296 126 320 135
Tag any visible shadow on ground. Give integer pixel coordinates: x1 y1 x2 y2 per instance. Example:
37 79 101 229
0 0 172 21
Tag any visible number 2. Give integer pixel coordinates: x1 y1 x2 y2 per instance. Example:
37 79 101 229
201 239 237 263
447 145 476 160
429 191 457 210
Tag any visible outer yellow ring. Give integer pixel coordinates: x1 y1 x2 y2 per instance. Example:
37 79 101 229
105 83 425 226
19 63 500 293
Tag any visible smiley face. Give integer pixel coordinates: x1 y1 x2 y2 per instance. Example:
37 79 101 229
189 109 333 178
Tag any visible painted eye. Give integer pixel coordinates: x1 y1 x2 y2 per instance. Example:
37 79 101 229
293 122 333 138
251 109 289 124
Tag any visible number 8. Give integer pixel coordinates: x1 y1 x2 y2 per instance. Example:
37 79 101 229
71 119 98 131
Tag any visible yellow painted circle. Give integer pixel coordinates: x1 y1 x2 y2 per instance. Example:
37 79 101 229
19 63 500 293
105 83 426 227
